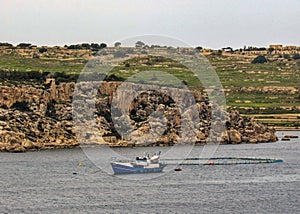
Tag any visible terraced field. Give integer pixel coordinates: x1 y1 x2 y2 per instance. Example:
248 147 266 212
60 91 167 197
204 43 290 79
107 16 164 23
0 47 299 129
209 55 300 129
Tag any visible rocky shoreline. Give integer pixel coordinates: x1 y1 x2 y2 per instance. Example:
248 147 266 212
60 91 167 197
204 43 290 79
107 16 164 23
0 80 278 152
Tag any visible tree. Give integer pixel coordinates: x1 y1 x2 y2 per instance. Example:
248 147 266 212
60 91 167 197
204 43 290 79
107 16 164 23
100 43 107 49
38 47 47 53
0 42 13 47
11 101 31 112
292 54 300 60
67 44 81 49
91 43 100 50
268 48 275 54
114 42 121 47
251 55 268 64
81 43 91 49
17 43 31 48
135 41 145 48
195 46 203 52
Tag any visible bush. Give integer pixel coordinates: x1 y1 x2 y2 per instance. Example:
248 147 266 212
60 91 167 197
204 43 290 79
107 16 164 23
67 44 82 50
81 43 91 49
45 100 57 118
0 42 13 47
91 43 100 51
195 46 203 52
114 42 121 47
251 55 267 64
292 54 300 60
38 47 47 53
11 101 31 112
104 74 125 82
135 41 145 48
53 72 78 83
100 43 107 49
17 43 32 48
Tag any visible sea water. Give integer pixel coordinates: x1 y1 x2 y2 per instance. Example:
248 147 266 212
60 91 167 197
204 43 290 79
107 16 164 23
0 131 299 213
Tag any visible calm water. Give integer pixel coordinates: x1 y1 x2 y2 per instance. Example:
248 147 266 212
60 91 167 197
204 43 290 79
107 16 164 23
0 131 299 213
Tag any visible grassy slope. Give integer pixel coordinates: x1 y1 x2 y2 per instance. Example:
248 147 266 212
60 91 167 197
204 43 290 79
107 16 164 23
0 54 85 73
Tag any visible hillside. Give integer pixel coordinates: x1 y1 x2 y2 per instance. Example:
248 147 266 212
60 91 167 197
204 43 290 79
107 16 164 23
0 44 299 129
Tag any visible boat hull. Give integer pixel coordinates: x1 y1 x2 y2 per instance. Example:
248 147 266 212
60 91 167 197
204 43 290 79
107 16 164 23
111 162 165 174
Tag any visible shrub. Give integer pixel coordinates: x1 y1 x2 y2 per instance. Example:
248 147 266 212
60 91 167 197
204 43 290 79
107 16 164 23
91 43 100 51
17 43 32 48
45 100 57 118
81 43 91 49
67 44 81 50
104 74 125 82
0 42 13 47
11 101 31 112
100 43 107 49
292 54 300 60
135 41 145 48
251 55 267 64
38 47 47 53
114 42 121 47
195 46 203 52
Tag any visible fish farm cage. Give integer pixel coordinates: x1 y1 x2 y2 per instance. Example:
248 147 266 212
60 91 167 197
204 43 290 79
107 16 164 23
160 157 283 166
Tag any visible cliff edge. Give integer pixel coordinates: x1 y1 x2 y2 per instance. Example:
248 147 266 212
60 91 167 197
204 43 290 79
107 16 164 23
0 80 277 152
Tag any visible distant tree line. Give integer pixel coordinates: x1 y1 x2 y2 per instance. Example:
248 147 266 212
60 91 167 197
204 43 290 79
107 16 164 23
0 42 13 47
0 69 126 85
0 42 108 50
243 46 267 51
65 43 107 51
0 43 39 48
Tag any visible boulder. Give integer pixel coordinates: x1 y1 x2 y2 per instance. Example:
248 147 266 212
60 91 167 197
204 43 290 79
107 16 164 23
228 129 242 144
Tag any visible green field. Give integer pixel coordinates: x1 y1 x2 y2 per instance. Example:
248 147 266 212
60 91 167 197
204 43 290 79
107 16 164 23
0 54 86 73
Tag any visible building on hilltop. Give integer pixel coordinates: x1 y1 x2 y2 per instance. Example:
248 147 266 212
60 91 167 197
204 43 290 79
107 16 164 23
269 44 283 50
283 46 297 50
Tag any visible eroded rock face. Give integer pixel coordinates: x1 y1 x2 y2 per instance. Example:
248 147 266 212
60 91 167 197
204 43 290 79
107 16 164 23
0 81 277 152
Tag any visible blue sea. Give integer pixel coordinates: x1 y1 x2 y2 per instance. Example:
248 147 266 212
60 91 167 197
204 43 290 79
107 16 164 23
0 131 299 213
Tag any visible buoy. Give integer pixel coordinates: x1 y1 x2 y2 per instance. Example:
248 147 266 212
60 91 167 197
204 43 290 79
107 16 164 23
209 162 214 165
174 167 182 171
77 162 83 167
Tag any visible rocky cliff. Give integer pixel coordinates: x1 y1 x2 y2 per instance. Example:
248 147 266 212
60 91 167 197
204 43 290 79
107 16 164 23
0 80 277 152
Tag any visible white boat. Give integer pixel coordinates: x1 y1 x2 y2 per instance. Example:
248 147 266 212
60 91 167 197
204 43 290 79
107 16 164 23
110 152 166 174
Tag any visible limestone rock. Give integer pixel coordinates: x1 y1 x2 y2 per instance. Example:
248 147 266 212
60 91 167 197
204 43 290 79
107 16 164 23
0 81 278 151
229 129 242 144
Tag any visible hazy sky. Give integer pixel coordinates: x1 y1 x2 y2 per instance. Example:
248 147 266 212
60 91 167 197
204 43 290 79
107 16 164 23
1 0 299 49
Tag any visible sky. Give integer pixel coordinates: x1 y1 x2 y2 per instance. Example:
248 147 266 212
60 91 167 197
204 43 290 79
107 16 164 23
1 0 300 49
